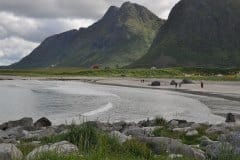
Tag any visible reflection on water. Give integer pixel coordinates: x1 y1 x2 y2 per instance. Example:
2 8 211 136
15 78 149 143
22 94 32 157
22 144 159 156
0 80 225 124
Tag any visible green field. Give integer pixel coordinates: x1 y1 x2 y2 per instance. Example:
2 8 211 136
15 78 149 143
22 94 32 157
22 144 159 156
0 67 240 81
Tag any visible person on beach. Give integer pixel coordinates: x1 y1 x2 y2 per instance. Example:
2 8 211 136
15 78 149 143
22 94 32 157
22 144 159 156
175 83 178 88
201 81 204 88
179 82 182 88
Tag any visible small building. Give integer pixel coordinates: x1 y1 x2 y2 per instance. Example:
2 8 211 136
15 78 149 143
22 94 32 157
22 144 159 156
91 65 100 69
151 66 157 70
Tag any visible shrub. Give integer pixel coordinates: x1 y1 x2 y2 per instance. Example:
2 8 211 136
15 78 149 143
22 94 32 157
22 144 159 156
123 139 152 159
154 117 167 126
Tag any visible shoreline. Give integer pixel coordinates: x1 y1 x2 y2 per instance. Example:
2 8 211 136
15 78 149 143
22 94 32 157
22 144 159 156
1 75 240 121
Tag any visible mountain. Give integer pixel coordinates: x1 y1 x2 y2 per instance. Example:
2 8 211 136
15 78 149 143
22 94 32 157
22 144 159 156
132 0 240 68
10 2 164 69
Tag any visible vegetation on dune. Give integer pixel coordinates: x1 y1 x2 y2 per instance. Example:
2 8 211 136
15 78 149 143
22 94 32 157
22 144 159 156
0 67 240 81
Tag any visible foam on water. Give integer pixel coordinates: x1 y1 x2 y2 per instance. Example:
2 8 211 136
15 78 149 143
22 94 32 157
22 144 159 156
82 102 113 116
48 81 119 97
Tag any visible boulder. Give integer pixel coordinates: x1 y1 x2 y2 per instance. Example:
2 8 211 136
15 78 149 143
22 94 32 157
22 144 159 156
34 117 52 128
23 127 56 139
0 118 33 130
124 127 146 137
219 131 240 150
225 113 236 123
172 127 191 133
206 142 233 159
206 125 229 135
181 78 193 84
0 143 23 160
151 81 160 86
199 136 217 148
170 80 177 85
138 137 205 160
138 119 155 127
112 121 127 132
186 130 199 136
110 131 131 143
26 141 78 160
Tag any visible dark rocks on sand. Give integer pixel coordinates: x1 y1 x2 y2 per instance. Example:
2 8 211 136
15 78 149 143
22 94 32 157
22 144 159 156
170 80 177 85
0 118 33 130
181 78 193 84
34 117 52 128
151 81 160 86
225 113 236 123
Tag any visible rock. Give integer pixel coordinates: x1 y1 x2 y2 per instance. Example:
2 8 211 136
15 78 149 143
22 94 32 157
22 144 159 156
191 123 202 130
206 125 229 135
124 127 146 137
138 119 154 127
5 127 25 139
225 113 236 123
181 78 193 84
0 143 23 160
34 117 52 128
112 121 127 132
168 119 190 128
186 130 199 136
138 137 205 160
169 154 183 159
0 130 9 139
172 127 191 133
26 141 78 160
206 142 233 159
23 127 56 139
0 118 33 130
110 131 131 143
151 81 160 86
219 131 240 149
199 136 217 148
170 80 177 85
168 120 179 128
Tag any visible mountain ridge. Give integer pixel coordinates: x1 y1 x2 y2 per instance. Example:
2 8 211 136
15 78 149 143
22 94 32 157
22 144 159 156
10 2 164 69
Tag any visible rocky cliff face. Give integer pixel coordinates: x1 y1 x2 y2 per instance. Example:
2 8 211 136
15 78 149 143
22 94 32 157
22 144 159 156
11 2 164 69
132 0 240 68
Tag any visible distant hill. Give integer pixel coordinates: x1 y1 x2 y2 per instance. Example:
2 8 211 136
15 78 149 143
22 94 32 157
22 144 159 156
10 2 163 69
132 0 240 68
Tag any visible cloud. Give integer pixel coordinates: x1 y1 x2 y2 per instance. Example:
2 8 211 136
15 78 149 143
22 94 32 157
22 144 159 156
0 37 39 66
0 0 180 65
0 0 108 19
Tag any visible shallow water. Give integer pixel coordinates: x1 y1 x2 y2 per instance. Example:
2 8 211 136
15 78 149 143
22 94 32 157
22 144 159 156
0 80 225 124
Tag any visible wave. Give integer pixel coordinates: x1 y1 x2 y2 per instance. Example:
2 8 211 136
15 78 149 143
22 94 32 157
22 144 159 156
82 102 113 116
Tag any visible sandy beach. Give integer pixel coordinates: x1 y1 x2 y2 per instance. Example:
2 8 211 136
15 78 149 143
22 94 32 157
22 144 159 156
1 75 240 101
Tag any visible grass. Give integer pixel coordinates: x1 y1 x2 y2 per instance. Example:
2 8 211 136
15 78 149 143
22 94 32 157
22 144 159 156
18 123 198 160
17 122 240 160
152 123 217 145
0 67 240 81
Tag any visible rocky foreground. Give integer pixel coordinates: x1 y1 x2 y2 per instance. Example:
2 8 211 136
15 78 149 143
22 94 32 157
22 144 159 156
0 114 239 160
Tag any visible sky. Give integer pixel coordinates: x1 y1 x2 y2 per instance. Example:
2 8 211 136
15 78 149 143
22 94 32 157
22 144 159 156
0 0 179 66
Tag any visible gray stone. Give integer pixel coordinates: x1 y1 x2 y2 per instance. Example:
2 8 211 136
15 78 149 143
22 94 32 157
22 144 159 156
0 118 33 130
199 136 217 148
172 127 191 133
0 143 23 160
206 142 233 159
124 127 145 137
206 125 229 135
23 127 56 139
34 117 52 129
186 130 199 136
225 113 236 123
110 131 131 143
26 141 78 160
138 137 205 160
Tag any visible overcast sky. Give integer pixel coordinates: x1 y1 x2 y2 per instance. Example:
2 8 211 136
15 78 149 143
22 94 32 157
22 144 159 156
0 0 179 66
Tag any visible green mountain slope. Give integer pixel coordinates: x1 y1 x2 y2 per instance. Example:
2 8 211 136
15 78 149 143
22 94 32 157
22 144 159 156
10 2 164 69
132 0 240 68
